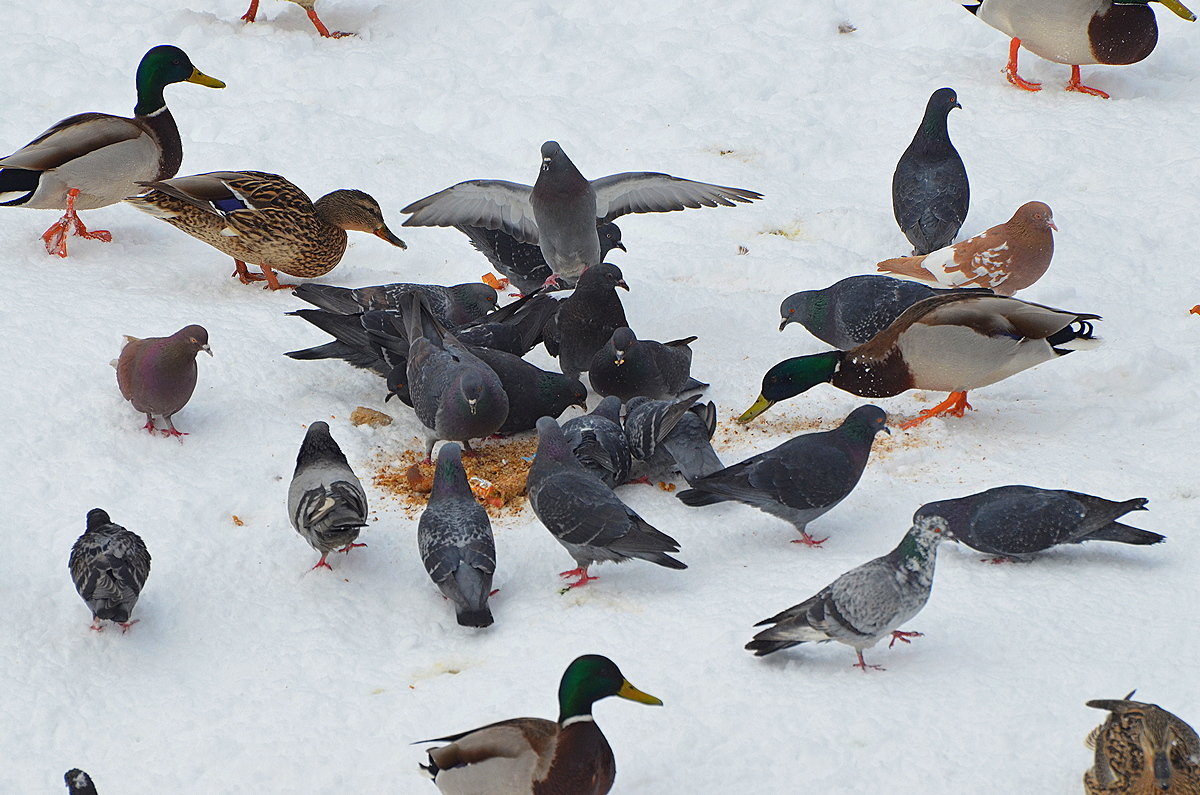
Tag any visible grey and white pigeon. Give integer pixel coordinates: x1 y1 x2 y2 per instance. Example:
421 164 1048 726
527 416 686 588
915 486 1162 562
68 508 152 632
292 281 498 325
677 405 889 546
115 324 211 437
561 396 631 488
589 327 706 403
456 220 626 295
402 140 761 287
405 293 510 460
624 395 724 485
418 443 497 628
287 421 369 571
543 262 630 380
746 515 948 670
892 87 969 255
64 769 98 795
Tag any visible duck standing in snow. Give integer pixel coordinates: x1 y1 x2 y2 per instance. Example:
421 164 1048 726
241 0 352 37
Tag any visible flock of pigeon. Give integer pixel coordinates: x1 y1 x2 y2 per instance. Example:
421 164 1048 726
11 1 1197 793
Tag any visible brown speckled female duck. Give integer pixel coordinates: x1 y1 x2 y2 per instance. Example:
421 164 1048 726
1085 693 1200 794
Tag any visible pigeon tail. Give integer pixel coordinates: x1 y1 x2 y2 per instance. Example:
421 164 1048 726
455 606 494 628
1085 522 1165 546
876 255 938 282
676 488 725 507
292 283 362 315
745 638 802 657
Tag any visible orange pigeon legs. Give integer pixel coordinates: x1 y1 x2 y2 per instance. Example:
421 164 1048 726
304 7 353 38
41 188 112 257
241 0 259 22
230 260 297 291
1004 38 1042 92
1065 65 1110 99
899 391 973 430
559 566 599 589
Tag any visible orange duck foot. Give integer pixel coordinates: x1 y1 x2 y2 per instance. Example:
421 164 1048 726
230 261 297 290
482 273 509 290
41 188 112 256
1065 65 1109 99
307 8 353 37
1191 306 1200 315
899 391 972 430
1003 38 1042 92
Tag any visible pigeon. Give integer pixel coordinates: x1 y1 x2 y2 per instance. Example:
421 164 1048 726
1085 692 1200 794
561 396 631 488
678 405 889 546
527 416 686 588
405 293 509 459
624 395 724 485
241 0 352 37
877 201 1055 295
114 324 211 437
543 262 630 380
292 281 498 326
915 486 1162 561
471 346 588 434
287 421 369 571
456 220 626 295
68 508 152 632
418 443 497 628
746 515 948 671
589 327 706 403
402 140 761 287
64 769 98 795
892 87 969 255
778 275 988 349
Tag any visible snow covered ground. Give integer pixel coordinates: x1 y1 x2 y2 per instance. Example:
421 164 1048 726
2 0 1198 791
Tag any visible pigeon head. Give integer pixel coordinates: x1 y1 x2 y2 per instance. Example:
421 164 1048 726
599 222 627 256
900 514 949 561
172 324 212 357
579 262 629 292
313 189 407 248
841 404 890 439
295 421 350 470
1012 201 1056 233
85 508 112 532
458 370 487 414
449 283 501 318
540 140 567 171
431 442 471 499
385 364 411 404
610 327 637 361
534 416 574 461
64 768 98 795
778 290 823 332
556 654 662 723
737 352 842 423
926 87 961 117
592 395 623 423
542 375 588 409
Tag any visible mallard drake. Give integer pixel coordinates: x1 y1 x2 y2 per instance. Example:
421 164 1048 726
241 0 352 38
125 171 406 290
0 45 224 257
1085 692 1200 794
419 655 661 794
964 0 1195 98
738 292 1099 430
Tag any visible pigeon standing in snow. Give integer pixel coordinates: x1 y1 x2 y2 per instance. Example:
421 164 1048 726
287 421 369 571
68 508 152 632
561 396 631 488
418 443 497 628
115 324 211 437
892 87 969 255
292 281 498 326
916 486 1162 561
746 515 948 670
1084 692 1200 794
678 405 889 546
624 395 724 485
64 769 98 795
402 140 760 287
543 262 630 380
527 416 686 588
455 221 626 295
589 327 706 403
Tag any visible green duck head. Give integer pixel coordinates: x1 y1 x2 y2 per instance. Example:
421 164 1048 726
557 655 662 723
135 45 225 116
737 351 841 423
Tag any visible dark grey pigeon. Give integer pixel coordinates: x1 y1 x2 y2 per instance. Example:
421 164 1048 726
287 421 369 571
561 395 630 488
405 293 509 460
892 87 969 255
419 443 497 628
746 515 948 671
677 405 890 546
68 508 152 632
292 281 498 326
115 324 211 437
402 140 761 287
543 262 630 380
527 416 686 588
64 769 98 795
625 395 723 485
455 220 626 295
589 326 705 402
915 486 1162 562
471 346 588 434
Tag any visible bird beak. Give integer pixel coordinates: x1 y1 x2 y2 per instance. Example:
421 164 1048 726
953 101 962 110
778 318 792 332
468 398 478 415
201 343 213 356
737 394 774 423
615 357 625 366
1160 0 1196 21
617 680 663 706
1048 219 1058 231
375 226 407 249
614 241 627 252
187 68 226 89
616 279 630 291
384 392 395 402
882 424 891 435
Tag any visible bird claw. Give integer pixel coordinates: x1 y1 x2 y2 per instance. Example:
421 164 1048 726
311 556 334 571
119 619 140 633
790 532 828 548
888 630 924 649
338 542 367 554
558 567 598 590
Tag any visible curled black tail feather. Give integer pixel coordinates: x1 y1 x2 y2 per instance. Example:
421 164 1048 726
745 638 801 657
1086 522 1165 546
1047 318 1098 351
677 488 725 507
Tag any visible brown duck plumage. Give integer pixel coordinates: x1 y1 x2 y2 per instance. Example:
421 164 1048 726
1085 694 1200 794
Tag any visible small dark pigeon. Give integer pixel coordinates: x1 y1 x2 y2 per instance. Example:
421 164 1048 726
419 443 497 628
402 140 761 287
68 508 152 632
915 486 1162 562
292 281 498 325
543 262 630 380
471 346 587 434
746 515 948 671
561 395 631 488
625 395 724 485
589 326 705 402
115 324 211 437
287 421 369 571
527 416 686 588
678 405 890 546
455 220 627 295
892 87 969 255
64 769 98 795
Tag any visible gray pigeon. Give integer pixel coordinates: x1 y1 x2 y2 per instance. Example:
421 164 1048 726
402 140 761 287
915 486 1162 562
625 395 724 485
543 262 629 380
561 395 631 488
292 281 498 326
746 515 948 670
527 416 686 588
64 769 98 795
456 220 626 295
892 87 969 255
68 508 152 632
404 293 510 460
589 327 705 402
115 324 211 437
418 443 497 628
677 405 889 546
287 421 369 571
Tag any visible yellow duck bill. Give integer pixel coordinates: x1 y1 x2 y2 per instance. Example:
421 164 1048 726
737 394 775 424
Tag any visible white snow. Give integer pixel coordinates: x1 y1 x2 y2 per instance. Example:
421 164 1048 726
2 0 1197 792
